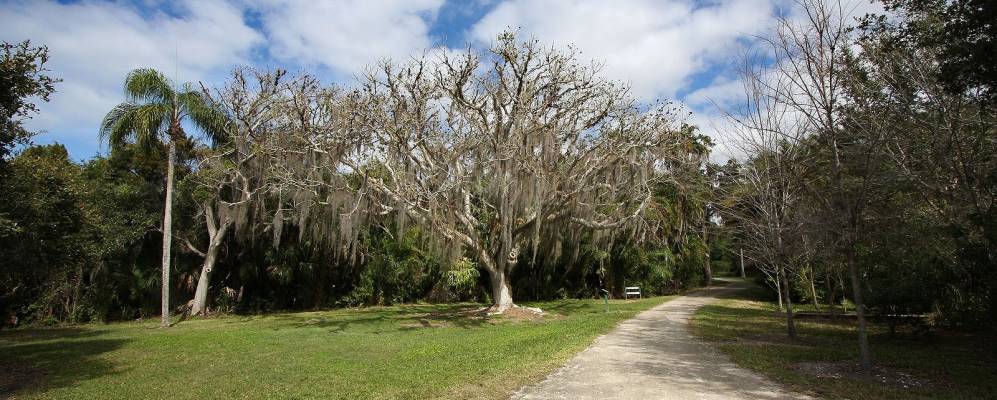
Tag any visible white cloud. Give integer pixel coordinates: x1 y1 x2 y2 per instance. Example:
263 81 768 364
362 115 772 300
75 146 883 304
470 0 775 101
0 0 262 157
248 0 445 77
684 77 745 110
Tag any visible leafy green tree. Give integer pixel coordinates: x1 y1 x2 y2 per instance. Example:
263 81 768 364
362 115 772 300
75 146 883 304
0 41 58 163
1 40 59 239
100 69 227 327
0 144 86 323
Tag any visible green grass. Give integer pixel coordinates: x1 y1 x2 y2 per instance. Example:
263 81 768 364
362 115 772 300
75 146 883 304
691 285 997 399
0 296 671 400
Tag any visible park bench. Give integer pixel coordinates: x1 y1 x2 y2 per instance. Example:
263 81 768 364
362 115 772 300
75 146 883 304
624 286 641 299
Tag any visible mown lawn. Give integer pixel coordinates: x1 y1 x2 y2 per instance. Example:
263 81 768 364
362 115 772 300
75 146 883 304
691 285 997 400
0 296 671 400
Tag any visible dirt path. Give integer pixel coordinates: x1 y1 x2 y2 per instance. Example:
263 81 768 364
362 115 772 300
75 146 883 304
511 280 810 400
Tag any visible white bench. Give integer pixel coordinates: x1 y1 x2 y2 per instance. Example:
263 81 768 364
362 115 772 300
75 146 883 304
624 286 641 299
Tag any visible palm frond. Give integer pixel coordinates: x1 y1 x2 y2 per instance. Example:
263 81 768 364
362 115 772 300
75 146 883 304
179 87 231 145
131 103 171 150
124 68 176 105
99 102 170 152
99 103 138 149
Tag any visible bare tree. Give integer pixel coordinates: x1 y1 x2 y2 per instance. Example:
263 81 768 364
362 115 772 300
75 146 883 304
718 41 816 336
182 69 287 315
757 0 888 365
285 33 686 313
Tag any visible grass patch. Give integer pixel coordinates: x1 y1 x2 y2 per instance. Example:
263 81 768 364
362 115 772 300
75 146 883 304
691 285 997 399
0 296 671 399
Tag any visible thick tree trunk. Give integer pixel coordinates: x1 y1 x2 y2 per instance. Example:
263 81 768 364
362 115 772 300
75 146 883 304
161 141 176 328
780 265 797 338
190 239 222 315
191 205 230 316
489 269 514 313
847 244 872 367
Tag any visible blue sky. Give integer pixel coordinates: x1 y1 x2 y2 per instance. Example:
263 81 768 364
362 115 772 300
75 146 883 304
2 0 874 161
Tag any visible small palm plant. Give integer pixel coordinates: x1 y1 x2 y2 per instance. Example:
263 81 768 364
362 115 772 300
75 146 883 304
100 68 227 327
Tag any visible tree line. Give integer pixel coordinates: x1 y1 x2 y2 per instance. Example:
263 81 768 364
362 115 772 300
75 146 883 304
718 0 996 367
1 33 726 327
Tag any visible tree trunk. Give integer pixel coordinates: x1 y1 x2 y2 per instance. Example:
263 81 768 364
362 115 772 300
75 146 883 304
740 248 746 278
826 270 836 311
847 243 872 367
702 225 712 286
71 263 83 323
809 267 821 311
190 251 216 316
489 268 514 313
780 265 797 338
191 205 230 316
774 272 783 312
161 141 176 328
190 237 224 316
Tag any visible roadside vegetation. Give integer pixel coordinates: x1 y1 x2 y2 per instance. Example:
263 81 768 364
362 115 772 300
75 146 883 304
692 284 997 400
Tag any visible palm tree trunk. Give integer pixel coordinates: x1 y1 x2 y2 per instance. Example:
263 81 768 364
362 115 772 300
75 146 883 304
161 141 176 327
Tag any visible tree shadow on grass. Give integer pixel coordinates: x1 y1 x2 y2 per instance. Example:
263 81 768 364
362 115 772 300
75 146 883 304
0 327 128 398
532 300 593 316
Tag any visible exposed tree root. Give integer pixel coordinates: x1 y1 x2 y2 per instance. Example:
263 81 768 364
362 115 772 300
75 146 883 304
482 303 544 316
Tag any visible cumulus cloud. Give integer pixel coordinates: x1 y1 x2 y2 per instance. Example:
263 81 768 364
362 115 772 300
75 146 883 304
470 0 775 101
248 0 445 77
6 0 878 162
0 0 262 157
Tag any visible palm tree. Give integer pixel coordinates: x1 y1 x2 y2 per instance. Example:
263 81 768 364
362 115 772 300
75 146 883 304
100 69 227 327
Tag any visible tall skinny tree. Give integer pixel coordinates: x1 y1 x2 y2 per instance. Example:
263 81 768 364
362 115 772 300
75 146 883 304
100 69 227 327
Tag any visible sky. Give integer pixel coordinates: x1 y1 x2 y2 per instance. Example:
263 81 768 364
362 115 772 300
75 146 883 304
0 0 880 162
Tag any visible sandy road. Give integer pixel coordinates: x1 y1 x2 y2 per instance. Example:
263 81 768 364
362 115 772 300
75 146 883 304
511 280 810 400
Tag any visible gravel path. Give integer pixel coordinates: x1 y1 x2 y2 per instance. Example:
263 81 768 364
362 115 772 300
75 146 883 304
511 280 810 400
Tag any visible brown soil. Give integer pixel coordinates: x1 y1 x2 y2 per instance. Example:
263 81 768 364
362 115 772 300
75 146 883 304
493 306 548 322
793 361 932 389
399 305 555 329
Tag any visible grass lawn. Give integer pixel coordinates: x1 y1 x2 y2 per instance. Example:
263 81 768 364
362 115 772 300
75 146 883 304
0 296 671 399
691 285 997 400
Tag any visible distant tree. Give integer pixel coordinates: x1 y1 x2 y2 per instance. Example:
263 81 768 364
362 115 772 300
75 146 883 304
100 69 228 327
